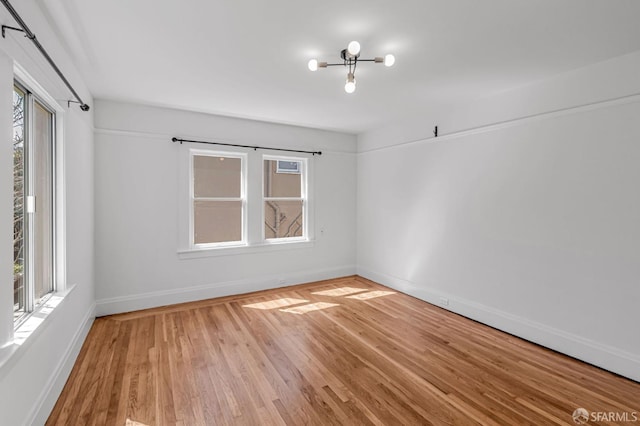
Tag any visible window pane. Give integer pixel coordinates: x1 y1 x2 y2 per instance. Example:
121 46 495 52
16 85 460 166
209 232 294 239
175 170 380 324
194 200 242 244
13 87 25 316
194 155 241 198
264 200 303 239
33 100 54 302
264 160 301 198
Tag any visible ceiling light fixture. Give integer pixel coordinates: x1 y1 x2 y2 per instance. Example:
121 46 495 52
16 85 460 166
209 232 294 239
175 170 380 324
308 41 395 94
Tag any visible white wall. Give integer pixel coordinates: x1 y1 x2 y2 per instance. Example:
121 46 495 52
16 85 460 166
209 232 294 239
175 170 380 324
94 100 357 315
0 2 95 425
357 51 640 382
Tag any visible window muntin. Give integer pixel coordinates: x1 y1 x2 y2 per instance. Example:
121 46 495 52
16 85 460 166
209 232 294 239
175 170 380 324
191 152 246 247
13 82 56 322
263 157 307 241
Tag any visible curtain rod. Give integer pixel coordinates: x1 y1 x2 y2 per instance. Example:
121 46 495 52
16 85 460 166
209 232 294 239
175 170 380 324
172 137 322 156
1 0 90 111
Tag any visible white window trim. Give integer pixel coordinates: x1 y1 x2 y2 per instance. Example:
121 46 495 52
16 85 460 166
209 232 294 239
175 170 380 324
9 63 67 340
262 154 309 243
0 284 77 373
177 145 315 258
177 240 315 259
188 149 248 249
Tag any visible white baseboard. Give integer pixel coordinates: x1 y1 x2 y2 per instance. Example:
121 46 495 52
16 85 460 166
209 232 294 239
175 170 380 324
357 266 640 383
28 302 96 426
96 265 357 316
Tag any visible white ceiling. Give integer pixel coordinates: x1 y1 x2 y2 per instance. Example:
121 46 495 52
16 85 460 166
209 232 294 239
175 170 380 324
41 0 640 134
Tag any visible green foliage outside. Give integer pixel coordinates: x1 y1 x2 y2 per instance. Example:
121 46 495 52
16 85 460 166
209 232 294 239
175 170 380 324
14 88 25 308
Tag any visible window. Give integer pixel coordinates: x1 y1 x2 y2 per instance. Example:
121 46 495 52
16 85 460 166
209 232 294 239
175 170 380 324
179 149 313 257
191 151 246 247
263 156 307 241
13 82 56 323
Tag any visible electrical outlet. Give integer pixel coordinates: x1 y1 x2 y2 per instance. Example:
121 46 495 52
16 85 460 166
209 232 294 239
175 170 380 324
439 297 449 307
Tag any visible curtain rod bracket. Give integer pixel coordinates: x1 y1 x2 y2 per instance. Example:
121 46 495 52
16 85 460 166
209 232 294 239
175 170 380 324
67 99 90 111
1 24 31 39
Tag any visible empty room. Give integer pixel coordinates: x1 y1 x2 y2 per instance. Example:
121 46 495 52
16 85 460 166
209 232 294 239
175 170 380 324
1 0 639 425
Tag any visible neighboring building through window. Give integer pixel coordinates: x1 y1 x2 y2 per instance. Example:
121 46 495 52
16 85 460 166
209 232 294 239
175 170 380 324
13 82 55 323
191 151 246 247
263 156 306 240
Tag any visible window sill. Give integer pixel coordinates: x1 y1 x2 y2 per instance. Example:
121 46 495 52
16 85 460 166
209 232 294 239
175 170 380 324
0 284 76 377
178 239 315 259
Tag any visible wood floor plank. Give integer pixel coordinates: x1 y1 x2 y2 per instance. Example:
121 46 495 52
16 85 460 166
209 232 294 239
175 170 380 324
48 276 640 425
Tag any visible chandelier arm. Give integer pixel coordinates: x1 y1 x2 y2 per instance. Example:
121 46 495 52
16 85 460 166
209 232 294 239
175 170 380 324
316 59 381 66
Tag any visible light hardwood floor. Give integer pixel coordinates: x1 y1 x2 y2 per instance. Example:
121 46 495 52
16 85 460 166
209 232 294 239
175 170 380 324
48 276 640 425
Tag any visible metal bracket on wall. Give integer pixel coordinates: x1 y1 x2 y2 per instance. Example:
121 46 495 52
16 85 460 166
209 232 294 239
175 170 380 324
1 24 32 39
67 99 90 111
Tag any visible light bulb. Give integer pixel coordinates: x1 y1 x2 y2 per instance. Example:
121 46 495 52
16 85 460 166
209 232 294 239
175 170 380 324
308 59 318 71
344 81 356 93
384 54 395 67
344 73 356 93
347 40 361 56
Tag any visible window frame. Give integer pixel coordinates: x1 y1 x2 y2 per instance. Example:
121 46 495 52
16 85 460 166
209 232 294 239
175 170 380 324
177 146 314 259
262 155 308 243
12 76 62 328
189 149 248 249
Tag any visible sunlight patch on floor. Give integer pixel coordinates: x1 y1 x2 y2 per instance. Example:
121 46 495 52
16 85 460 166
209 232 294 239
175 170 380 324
346 290 396 300
243 298 309 310
311 287 369 297
126 419 149 426
280 302 339 315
